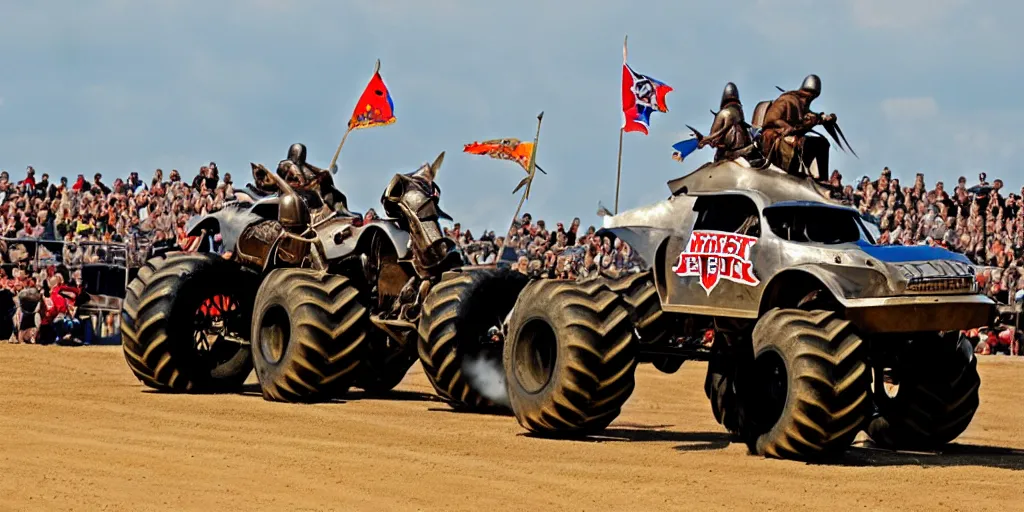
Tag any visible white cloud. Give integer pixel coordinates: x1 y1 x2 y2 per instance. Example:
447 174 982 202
880 97 939 120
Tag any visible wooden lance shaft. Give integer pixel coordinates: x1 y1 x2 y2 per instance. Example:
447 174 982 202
328 128 352 174
507 111 544 237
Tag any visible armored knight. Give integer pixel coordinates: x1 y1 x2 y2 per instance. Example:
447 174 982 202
698 82 762 166
276 143 356 217
758 74 836 177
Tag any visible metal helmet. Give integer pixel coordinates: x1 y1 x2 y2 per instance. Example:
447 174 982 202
287 143 307 166
800 74 821 99
721 82 740 108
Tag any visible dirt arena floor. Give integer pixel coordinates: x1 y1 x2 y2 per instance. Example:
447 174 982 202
1 345 1022 511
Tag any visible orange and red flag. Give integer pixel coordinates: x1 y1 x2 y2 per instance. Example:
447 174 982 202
463 138 535 172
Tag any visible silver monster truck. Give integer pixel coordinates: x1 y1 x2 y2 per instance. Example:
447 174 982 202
499 160 993 460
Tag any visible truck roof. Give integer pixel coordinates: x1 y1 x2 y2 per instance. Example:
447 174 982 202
666 160 840 207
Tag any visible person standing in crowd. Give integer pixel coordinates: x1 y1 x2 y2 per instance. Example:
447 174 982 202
35 173 49 197
92 173 111 195
206 163 219 191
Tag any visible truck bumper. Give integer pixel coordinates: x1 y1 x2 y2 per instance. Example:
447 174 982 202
843 294 995 333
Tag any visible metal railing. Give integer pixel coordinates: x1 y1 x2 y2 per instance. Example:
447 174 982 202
1 237 132 343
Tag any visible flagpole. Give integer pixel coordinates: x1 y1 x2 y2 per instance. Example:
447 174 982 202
614 128 624 214
614 35 628 215
510 112 544 225
328 127 352 174
509 189 529 236
329 59 382 174
507 112 544 245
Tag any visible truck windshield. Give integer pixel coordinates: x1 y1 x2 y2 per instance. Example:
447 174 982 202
764 205 875 245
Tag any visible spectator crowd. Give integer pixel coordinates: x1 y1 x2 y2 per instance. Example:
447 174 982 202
0 162 1019 354
0 163 233 344
0 164 235 262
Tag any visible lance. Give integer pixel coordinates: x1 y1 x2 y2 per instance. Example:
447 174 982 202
507 111 544 237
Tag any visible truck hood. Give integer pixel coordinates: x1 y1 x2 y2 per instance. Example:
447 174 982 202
854 240 973 265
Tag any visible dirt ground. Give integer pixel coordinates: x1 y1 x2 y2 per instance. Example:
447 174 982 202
1 346 1022 511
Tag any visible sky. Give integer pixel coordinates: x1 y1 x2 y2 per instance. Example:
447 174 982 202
2 0 1023 233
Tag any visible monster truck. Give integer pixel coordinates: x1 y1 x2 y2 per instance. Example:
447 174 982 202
121 152 462 402
498 159 993 460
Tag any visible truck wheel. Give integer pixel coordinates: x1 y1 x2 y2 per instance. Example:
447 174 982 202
250 269 368 403
745 309 870 459
122 253 255 392
503 280 637 436
867 333 980 450
356 334 417 395
705 355 742 434
600 271 678 373
418 268 529 409
600 271 667 344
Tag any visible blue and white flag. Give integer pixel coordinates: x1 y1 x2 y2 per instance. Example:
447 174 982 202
671 133 700 162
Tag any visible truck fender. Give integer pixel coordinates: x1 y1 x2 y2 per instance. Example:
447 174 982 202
323 221 412 261
757 265 888 314
595 226 668 271
185 205 265 253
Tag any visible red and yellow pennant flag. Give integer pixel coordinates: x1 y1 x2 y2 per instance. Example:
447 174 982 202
348 60 396 131
330 60 397 172
463 138 535 172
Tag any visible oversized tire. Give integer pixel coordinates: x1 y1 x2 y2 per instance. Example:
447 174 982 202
250 269 368 403
597 271 679 373
355 333 417 395
867 333 980 450
121 253 256 392
418 268 530 409
705 321 752 434
599 271 668 345
744 309 870 459
503 279 637 436
705 354 742 434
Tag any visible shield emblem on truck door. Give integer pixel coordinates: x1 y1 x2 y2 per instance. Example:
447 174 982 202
663 194 768 318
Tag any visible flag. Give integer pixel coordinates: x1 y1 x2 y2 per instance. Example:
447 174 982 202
463 138 535 172
348 60 396 131
672 133 700 163
621 40 672 135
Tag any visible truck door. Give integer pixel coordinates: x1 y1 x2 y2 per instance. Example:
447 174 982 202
663 194 766 318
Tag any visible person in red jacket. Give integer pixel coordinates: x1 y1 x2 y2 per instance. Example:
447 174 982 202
18 166 37 195
46 275 83 344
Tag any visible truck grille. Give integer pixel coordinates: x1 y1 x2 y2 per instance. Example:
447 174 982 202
898 261 977 294
905 277 976 294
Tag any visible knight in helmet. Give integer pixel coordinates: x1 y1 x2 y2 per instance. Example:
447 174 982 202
697 82 763 166
758 74 837 178
276 143 356 217
277 143 327 187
